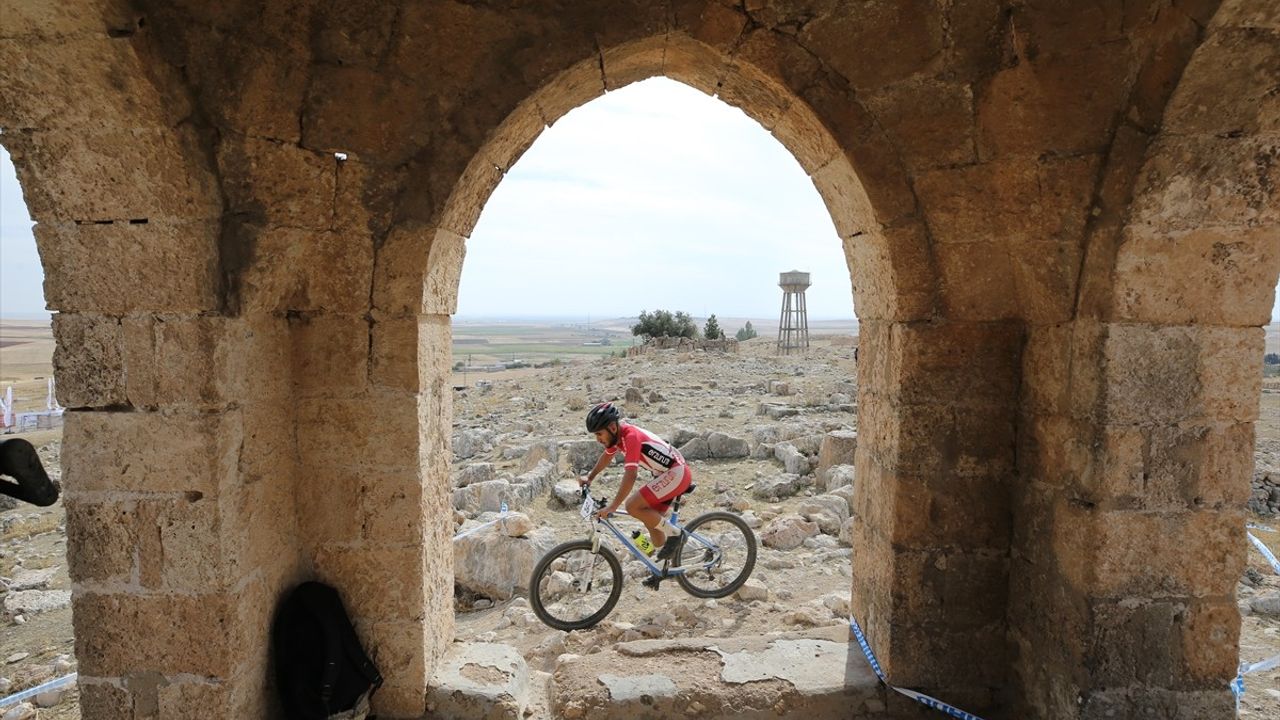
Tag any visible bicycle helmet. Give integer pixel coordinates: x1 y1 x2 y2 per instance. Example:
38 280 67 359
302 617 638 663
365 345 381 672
585 402 620 433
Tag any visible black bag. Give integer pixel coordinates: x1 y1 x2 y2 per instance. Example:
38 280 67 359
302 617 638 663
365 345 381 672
274 582 383 720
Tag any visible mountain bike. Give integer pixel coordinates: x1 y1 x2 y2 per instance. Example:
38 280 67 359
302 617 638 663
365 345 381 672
528 482 757 631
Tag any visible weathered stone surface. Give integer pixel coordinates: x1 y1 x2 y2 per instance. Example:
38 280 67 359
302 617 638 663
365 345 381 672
760 515 819 551
453 526 557 600
706 431 749 459
8 3 1270 717
427 643 529 720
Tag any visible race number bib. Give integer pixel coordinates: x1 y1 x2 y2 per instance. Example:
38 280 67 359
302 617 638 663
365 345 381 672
580 495 595 520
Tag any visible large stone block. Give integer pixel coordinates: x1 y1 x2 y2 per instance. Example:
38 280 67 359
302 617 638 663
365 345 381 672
1101 324 1263 423
1162 26 1280 136
1214 0 1280 29
799 0 945 91
297 390 421 471
62 409 241 495
35 220 221 314
218 135 337 230
0 35 185 131
65 497 138 585
863 79 977 169
1089 422 1255 511
73 592 235 677
5 126 221 223
77 680 134 719
53 313 125 408
136 496 222 592
313 544 427 621
843 222 936 322
237 225 374 314
303 65 433 164
1112 226 1280 326
1129 133 1280 233
1055 505 1244 598
120 315 239 409
889 320 1023 405
915 154 1099 247
975 47 1130 157
290 313 370 396
360 470 427 545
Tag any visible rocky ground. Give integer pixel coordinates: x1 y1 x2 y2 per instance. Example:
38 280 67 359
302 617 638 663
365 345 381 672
2 338 1279 717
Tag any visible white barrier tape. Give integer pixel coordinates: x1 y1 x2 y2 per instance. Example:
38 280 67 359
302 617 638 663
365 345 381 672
452 503 510 541
1247 532 1280 575
1247 523 1276 533
849 616 988 720
0 673 77 709
1242 652 1280 676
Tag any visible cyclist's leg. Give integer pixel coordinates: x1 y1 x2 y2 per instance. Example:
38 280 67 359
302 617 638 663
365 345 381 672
625 492 665 545
640 465 691 558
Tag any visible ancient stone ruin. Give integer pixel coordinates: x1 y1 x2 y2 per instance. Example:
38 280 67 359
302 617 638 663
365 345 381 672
1 0 1278 717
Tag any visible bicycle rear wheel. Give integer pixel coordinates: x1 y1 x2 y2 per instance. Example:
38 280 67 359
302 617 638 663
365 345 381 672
529 539 623 631
674 511 757 599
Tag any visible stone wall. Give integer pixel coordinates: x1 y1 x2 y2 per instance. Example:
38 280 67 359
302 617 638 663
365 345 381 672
625 337 740 355
1 0 1278 718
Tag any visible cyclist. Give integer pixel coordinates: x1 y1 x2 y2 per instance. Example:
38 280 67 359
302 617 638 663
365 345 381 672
578 402 691 565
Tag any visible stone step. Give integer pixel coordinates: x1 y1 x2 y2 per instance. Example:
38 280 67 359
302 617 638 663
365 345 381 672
426 642 529 720
549 624 887 719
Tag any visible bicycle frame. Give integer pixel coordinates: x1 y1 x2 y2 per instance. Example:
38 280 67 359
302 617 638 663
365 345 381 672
584 501 723 577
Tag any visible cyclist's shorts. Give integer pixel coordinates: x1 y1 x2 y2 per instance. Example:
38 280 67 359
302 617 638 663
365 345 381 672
639 464 692 513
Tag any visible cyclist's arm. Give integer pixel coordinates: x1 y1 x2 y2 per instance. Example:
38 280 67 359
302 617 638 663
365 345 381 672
582 451 613 485
603 466 639 514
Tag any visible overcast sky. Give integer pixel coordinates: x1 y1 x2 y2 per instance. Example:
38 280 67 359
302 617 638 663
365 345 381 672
2 78 1278 322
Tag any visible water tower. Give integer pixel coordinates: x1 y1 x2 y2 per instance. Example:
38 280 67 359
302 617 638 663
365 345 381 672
777 270 811 355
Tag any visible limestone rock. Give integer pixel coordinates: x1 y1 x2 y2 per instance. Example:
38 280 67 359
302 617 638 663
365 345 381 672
760 515 819 550
798 495 850 536
679 436 711 461
512 459 557 496
427 643 529 720
670 426 700 447
500 512 535 538
551 479 583 508
454 526 557 600
625 387 645 404
706 431 749 459
752 474 801 501
454 428 496 460
3 590 71 615
562 440 602 474
823 461 855 491
456 462 495 488
817 430 857 477
520 441 559 472
774 443 810 475
9 566 58 591
736 578 769 602
1250 594 1280 616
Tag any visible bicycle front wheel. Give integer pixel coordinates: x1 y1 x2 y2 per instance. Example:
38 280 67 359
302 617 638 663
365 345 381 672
674 511 757 599
529 539 623 631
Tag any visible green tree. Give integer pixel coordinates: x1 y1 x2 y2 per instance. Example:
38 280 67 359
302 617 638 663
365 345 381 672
632 309 698 339
735 321 758 341
703 314 724 340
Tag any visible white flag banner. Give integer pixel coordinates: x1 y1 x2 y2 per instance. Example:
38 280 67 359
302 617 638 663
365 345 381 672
1 386 12 428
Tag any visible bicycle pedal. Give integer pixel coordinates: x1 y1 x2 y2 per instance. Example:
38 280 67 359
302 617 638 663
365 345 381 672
641 575 663 590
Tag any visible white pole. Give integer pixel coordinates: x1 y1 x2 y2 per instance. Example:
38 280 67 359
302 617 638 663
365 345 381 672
1 386 11 428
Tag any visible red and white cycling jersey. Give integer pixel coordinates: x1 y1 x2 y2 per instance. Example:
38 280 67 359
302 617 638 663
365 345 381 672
604 423 683 476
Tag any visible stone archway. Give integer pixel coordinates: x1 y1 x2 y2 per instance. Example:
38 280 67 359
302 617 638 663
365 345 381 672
3 1 1278 718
